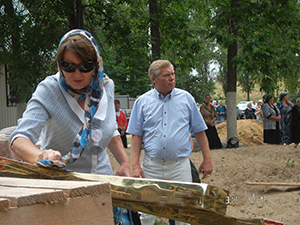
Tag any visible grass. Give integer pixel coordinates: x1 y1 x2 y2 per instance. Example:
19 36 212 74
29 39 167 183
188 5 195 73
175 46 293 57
278 154 300 179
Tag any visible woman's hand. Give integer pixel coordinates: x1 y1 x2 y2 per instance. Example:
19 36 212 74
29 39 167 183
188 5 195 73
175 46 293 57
35 149 61 162
206 120 214 127
275 115 282 122
115 162 131 177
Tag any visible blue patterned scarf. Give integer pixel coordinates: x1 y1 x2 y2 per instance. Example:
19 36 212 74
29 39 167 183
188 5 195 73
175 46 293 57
37 29 106 168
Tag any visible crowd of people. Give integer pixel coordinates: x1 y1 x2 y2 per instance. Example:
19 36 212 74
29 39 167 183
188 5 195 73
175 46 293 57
207 92 300 147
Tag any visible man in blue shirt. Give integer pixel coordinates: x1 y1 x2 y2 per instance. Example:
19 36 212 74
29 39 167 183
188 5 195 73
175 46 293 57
127 60 212 225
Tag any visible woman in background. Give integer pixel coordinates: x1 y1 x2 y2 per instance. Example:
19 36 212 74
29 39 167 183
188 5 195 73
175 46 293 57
277 92 294 144
216 100 226 124
200 94 222 149
255 100 263 121
244 102 256 119
291 98 300 147
261 94 281 145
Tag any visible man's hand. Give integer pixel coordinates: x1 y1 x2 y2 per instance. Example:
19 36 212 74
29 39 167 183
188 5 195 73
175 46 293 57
198 159 213 179
132 164 145 178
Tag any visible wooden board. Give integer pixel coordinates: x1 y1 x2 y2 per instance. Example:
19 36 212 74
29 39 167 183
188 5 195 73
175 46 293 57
0 177 113 225
246 182 300 187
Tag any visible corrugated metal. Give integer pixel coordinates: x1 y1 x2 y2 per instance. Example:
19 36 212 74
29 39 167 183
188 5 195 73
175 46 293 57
0 65 18 130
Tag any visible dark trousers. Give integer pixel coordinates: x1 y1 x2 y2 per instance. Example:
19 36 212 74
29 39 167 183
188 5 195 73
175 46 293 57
118 129 128 148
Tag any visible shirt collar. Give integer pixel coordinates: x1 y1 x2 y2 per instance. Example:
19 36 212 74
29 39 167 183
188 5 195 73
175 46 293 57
56 73 108 123
154 88 175 100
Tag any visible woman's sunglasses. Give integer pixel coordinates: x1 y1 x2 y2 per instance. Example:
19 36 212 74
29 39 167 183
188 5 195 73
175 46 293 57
60 61 95 73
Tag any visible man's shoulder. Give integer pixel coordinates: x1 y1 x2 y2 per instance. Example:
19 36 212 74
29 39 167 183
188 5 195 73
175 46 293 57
136 89 155 100
173 88 195 101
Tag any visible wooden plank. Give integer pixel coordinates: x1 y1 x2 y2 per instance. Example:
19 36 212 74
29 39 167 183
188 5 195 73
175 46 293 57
0 198 10 211
0 177 113 225
0 186 65 207
0 193 113 225
246 182 300 187
0 177 111 198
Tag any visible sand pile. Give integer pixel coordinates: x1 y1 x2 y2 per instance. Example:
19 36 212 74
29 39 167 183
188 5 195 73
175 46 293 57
216 119 265 146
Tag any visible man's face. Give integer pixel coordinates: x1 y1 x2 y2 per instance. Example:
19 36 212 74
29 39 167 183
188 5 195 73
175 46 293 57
151 65 175 96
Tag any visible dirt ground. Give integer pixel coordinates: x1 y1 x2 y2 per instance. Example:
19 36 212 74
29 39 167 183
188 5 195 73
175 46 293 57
109 119 300 225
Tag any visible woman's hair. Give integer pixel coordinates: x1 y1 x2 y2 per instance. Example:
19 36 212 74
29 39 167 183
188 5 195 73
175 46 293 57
296 98 300 104
57 34 97 66
263 94 273 103
279 92 287 102
148 60 173 79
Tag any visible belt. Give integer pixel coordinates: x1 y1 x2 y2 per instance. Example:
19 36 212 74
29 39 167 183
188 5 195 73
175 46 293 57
144 154 186 163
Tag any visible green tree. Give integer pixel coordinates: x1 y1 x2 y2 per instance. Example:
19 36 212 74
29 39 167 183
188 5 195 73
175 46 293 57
237 70 256 101
208 0 300 140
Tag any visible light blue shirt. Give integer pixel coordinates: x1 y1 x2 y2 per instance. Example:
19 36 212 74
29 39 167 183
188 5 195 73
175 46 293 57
127 88 207 160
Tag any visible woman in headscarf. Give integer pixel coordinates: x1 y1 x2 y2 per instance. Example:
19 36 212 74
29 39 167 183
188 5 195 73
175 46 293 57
216 100 226 124
200 94 222 149
255 100 263 121
212 100 217 108
244 102 256 119
9 29 130 176
291 98 300 147
277 92 294 144
261 94 281 144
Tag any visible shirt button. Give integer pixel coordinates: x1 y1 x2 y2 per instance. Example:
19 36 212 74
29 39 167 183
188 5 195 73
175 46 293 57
164 112 166 114
163 147 165 149
164 123 166 125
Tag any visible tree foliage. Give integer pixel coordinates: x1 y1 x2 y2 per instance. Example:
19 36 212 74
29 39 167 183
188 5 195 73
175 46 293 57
1 0 300 105
209 0 300 97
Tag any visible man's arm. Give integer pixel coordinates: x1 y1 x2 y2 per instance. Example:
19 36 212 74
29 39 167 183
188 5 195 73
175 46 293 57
107 135 131 177
131 134 145 178
194 131 213 179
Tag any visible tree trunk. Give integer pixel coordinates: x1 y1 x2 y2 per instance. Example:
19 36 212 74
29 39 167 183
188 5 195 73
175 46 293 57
4 0 22 103
68 0 84 29
226 0 238 142
149 0 160 60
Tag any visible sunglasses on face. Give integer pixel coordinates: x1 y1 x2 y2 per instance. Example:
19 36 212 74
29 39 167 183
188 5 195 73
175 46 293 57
60 61 95 73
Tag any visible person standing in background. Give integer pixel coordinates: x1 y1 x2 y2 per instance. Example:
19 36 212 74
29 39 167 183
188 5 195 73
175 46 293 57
244 102 256 119
255 100 263 121
277 92 294 145
215 100 226 125
261 94 281 145
115 99 128 148
291 98 300 148
200 94 222 149
127 60 212 225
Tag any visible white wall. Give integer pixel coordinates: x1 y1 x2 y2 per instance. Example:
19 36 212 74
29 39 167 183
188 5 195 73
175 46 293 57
0 65 18 130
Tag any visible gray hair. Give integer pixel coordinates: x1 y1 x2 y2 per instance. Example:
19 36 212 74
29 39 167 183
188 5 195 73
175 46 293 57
148 60 173 79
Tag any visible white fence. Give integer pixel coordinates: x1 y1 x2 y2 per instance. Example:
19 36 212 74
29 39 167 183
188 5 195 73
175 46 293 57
0 65 19 130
